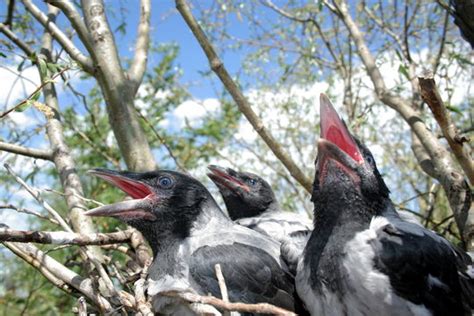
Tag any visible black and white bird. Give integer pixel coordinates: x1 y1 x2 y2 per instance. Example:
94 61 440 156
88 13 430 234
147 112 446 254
296 94 474 315
207 165 312 243
85 168 298 315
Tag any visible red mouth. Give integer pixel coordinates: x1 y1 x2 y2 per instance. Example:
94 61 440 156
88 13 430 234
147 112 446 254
320 93 363 164
207 166 250 193
92 172 152 199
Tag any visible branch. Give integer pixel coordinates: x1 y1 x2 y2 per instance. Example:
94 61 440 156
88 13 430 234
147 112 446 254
0 204 59 225
0 228 132 245
161 291 297 316
175 0 312 193
4 163 72 232
335 0 472 249
0 141 53 160
418 72 474 185
0 22 35 56
45 0 95 56
21 0 94 73
134 259 153 315
2 241 113 312
0 66 70 120
127 0 151 95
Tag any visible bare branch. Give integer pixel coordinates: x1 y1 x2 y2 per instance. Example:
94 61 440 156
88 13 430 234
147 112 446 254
161 291 297 316
0 204 59 225
0 22 35 56
76 297 88 316
418 72 474 185
45 0 95 55
335 0 472 249
128 0 151 95
2 241 112 312
215 263 230 316
0 228 132 245
134 259 153 315
20 0 94 73
175 0 312 193
4 163 72 232
0 141 53 160
129 229 152 267
0 66 69 120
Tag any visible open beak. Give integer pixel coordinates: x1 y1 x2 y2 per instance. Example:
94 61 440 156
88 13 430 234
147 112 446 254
207 165 250 194
317 94 364 183
319 93 363 164
85 168 157 221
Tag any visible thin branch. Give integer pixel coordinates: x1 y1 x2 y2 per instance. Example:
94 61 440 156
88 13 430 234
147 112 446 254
418 72 474 185
4 163 72 232
76 297 88 316
0 228 132 245
0 22 35 56
0 141 53 160
4 0 15 27
161 291 297 316
134 107 187 173
175 0 312 193
2 241 112 312
0 66 69 120
128 0 151 95
134 259 153 315
0 204 59 225
21 0 94 73
45 0 95 56
214 263 230 316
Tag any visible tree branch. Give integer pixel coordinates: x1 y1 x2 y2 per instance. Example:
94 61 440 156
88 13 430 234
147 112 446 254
0 228 132 245
0 22 35 56
2 241 113 312
335 0 473 249
161 291 297 316
175 0 312 193
21 0 94 73
127 0 151 95
0 141 53 160
45 0 95 57
418 72 474 185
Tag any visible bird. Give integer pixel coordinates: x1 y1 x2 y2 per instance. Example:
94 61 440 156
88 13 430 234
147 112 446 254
296 93 474 316
207 165 312 243
85 168 298 315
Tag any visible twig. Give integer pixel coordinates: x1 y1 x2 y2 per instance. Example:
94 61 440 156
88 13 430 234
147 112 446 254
134 259 153 315
418 72 474 185
0 228 132 245
161 291 296 316
134 107 187 173
128 0 151 95
0 66 69 119
129 229 152 268
215 263 230 316
0 141 53 160
21 0 94 72
77 297 87 316
4 163 72 232
0 204 59 225
175 0 312 193
2 241 112 312
43 188 104 207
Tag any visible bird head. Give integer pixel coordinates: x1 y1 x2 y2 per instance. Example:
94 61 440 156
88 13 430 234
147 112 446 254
313 94 389 206
207 165 277 220
85 168 214 247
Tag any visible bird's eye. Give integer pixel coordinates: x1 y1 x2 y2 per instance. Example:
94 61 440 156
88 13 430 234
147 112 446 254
247 178 257 186
365 155 375 166
158 176 173 188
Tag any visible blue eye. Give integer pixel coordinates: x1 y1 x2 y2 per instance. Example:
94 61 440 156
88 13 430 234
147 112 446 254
366 155 375 165
158 176 173 188
247 178 257 186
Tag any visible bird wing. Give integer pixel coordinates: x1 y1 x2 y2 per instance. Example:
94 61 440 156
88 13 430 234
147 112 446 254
369 216 474 315
236 211 312 242
189 241 296 311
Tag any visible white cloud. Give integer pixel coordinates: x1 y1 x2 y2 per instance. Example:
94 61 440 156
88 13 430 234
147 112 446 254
162 97 221 130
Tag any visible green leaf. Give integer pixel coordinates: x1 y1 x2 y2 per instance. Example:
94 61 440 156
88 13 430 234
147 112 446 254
0 52 7 58
446 105 462 114
15 100 32 112
38 58 48 77
31 91 41 102
398 64 410 80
